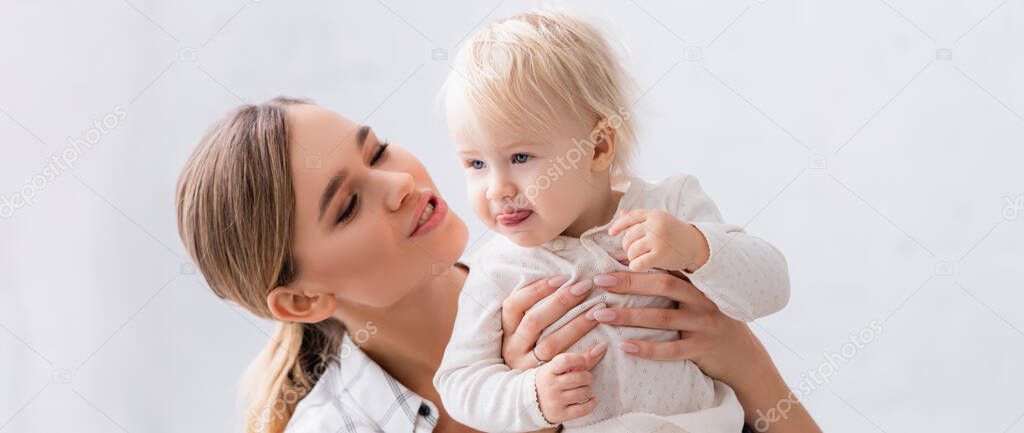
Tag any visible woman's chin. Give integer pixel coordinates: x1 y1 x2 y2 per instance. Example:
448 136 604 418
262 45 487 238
440 211 469 261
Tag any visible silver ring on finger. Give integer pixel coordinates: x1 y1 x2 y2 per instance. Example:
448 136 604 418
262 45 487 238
530 348 547 367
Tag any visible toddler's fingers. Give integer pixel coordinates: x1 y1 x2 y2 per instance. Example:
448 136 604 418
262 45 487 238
620 226 646 252
556 370 594 389
607 209 647 236
561 396 598 421
628 252 657 271
560 387 594 407
547 353 588 374
626 239 652 264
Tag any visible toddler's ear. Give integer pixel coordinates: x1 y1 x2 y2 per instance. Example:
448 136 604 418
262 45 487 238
590 119 617 172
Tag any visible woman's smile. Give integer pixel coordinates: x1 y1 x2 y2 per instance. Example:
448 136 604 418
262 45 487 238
410 190 449 237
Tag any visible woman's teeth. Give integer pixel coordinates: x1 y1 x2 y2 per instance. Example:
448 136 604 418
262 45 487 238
418 202 435 226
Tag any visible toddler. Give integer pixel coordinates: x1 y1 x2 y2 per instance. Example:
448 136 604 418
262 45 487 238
433 9 790 433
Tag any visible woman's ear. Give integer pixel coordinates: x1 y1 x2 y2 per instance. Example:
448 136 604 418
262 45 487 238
591 120 617 172
266 285 337 323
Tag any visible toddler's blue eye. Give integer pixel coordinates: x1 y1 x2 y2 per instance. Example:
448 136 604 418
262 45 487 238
469 160 486 170
512 153 531 164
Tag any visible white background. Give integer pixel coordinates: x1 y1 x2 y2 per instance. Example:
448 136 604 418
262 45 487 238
2 0 1023 432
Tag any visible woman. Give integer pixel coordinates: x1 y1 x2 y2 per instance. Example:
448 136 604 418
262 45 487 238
176 97 820 433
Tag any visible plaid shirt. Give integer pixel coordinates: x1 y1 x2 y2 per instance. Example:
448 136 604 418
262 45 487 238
285 333 439 433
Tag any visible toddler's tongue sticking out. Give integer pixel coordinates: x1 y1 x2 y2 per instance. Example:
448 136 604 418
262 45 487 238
497 209 533 227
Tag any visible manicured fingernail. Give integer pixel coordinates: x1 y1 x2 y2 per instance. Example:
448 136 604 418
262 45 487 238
592 274 617 287
620 341 639 353
569 279 592 296
585 303 607 320
593 309 616 322
590 342 608 356
547 275 570 287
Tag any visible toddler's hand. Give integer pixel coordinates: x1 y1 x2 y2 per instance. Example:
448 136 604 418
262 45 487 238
608 209 709 272
535 343 607 424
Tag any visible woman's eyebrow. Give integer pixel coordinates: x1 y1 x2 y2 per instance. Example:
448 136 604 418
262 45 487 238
317 125 373 221
318 125 371 221
356 125 371 149
318 171 347 221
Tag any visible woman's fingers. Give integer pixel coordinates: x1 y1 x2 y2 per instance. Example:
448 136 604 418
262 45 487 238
593 272 712 308
501 275 567 333
592 307 706 332
581 342 608 370
508 280 594 353
501 276 567 366
533 303 605 361
620 338 698 361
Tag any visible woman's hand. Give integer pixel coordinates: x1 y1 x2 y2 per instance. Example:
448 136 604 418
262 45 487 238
500 275 608 371
590 271 821 433
588 271 758 382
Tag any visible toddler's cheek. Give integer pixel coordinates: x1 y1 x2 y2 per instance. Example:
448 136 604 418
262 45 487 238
470 201 492 226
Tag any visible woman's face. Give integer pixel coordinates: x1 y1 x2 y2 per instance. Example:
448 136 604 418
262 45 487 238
285 105 467 308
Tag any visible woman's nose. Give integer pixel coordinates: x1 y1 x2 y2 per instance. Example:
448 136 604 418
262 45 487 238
383 171 416 212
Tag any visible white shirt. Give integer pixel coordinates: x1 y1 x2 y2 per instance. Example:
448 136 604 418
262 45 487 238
434 175 790 433
285 333 440 433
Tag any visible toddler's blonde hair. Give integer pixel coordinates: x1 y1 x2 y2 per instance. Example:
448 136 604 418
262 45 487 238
445 7 638 175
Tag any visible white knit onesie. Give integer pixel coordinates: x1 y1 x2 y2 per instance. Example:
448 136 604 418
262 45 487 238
434 174 790 433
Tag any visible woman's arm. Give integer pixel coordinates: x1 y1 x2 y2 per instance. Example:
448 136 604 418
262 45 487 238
588 271 820 433
728 333 818 433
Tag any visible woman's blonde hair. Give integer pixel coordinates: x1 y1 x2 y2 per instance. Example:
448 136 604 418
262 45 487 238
176 97 344 433
445 7 638 174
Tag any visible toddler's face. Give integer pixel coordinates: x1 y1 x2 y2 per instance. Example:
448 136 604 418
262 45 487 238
453 115 603 247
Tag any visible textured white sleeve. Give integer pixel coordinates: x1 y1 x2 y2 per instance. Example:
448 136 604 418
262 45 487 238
432 266 555 432
669 175 791 321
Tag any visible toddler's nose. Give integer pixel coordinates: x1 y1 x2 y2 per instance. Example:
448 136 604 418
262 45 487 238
485 175 517 202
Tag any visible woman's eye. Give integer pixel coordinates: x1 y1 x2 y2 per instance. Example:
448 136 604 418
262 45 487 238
336 195 358 224
512 153 531 164
468 160 486 170
370 143 389 165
